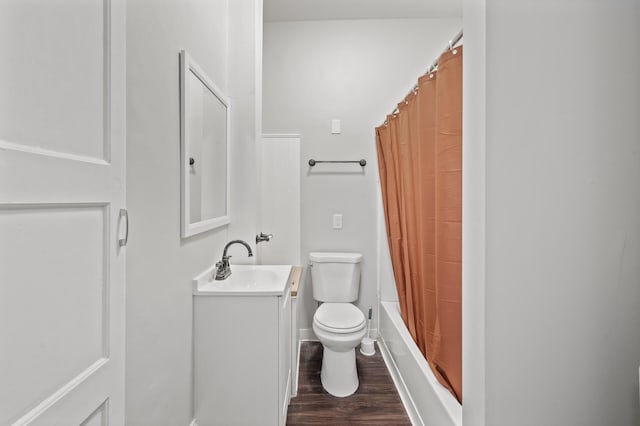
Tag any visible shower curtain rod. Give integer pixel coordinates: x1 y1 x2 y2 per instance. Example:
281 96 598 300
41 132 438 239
426 29 463 74
384 29 463 123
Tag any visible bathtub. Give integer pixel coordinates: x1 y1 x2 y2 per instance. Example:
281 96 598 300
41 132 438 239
378 301 462 426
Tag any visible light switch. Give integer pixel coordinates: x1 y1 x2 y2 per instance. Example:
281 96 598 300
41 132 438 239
331 119 341 134
332 214 343 229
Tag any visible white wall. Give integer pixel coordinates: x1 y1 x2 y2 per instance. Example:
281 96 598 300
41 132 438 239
462 0 486 423
464 0 640 425
259 135 301 265
125 1 260 424
228 0 261 241
263 18 462 335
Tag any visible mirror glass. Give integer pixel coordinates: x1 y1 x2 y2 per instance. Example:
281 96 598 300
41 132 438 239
180 50 230 237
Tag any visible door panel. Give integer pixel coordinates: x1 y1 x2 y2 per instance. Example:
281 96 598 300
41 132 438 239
80 402 108 426
0 0 125 424
0 205 107 424
0 0 108 160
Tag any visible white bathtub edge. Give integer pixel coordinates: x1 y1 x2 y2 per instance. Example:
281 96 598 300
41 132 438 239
378 335 424 426
379 301 462 426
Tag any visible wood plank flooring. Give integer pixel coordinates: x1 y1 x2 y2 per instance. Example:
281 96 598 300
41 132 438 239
286 341 411 425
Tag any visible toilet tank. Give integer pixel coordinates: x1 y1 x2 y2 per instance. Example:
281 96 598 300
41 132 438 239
309 252 363 302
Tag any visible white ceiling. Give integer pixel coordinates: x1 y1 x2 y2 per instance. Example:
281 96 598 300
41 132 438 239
264 0 462 22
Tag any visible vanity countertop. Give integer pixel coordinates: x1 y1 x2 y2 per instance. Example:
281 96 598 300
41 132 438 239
290 266 302 297
193 264 293 297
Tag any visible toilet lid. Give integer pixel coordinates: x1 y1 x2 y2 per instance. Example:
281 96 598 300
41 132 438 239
314 303 366 334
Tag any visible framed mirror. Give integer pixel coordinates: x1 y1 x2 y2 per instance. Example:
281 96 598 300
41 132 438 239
180 50 230 238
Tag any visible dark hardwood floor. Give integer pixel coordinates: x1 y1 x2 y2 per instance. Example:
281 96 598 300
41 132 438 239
286 341 412 425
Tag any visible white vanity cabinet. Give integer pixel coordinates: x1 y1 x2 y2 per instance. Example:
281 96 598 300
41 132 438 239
193 266 293 426
278 285 292 422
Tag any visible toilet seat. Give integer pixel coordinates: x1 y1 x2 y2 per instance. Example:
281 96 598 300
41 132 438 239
314 303 365 334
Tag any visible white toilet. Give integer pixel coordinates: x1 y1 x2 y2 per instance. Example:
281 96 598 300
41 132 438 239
310 252 367 397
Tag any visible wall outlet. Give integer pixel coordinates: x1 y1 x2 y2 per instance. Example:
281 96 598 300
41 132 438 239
332 214 343 229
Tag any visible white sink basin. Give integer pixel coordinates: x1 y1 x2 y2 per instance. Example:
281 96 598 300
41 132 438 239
193 264 293 296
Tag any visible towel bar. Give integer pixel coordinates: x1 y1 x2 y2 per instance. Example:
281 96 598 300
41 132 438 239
308 159 366 167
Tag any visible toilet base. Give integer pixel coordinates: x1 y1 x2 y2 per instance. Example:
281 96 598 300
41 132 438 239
320 346 359 397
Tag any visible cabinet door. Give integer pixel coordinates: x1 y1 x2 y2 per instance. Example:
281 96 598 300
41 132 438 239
278 289 292 425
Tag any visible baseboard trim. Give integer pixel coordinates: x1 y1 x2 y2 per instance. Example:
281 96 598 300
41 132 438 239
298 328 317 341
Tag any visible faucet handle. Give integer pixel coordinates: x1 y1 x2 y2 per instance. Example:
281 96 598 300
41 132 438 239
214 261 224 277
215 258 231 280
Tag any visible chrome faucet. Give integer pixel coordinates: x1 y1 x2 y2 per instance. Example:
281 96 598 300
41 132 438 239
256 232 273 244
214 240 253 280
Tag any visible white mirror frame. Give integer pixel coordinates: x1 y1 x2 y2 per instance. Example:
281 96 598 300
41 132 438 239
180 50 231 238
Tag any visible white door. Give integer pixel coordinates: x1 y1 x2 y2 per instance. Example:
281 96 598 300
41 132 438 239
0 0 126 425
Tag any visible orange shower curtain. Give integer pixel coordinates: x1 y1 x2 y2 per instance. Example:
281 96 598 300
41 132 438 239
376 47 462 402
